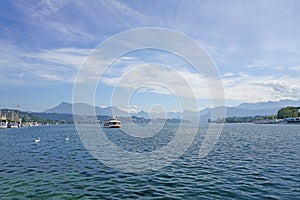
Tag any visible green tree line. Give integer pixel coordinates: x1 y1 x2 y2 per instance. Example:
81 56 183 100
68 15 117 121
277 106 300 119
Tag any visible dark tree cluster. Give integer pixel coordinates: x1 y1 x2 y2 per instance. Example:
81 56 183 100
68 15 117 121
277 106 300 119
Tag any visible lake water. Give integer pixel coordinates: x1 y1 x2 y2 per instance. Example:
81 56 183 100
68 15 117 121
0 124 299 199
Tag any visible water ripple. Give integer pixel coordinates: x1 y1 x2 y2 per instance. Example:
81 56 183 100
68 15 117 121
0 124 299 199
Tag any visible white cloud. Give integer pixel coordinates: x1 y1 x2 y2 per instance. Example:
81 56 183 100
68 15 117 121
34 48 90 69
119 105 142 114
291 65 300 71
255 79 300 100
29 0 71 19
101 64 211 99
99 0 158 26
39 73 63 81
10 1 100 44
245 64 264 69
245 63 284 71
223 73 300 102
120 56 139 61
223 72 235 77
0 40 90 86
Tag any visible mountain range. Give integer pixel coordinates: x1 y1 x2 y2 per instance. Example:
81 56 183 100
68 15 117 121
44 99 300 122
45 102 128 117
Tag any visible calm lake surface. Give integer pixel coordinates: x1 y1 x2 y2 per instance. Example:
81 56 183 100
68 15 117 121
0 123 299 199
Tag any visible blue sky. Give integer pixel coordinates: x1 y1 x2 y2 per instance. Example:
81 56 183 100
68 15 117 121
1 0 300 112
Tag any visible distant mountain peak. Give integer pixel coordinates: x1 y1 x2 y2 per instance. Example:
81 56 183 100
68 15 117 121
59 101 71 105
44 102 73 114
44 102 129 117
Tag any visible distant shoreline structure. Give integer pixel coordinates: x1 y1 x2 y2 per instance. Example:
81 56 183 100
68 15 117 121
284 117 300 124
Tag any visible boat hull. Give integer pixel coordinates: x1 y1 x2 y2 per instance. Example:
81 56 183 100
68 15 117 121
104 125 121 128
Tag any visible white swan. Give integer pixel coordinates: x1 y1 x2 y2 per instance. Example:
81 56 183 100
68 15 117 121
34 138 40 143
65 136 70 141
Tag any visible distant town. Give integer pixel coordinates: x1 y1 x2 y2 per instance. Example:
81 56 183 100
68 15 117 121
0 109 66 128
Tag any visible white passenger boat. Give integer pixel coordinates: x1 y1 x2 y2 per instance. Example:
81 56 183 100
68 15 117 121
103 117 121 128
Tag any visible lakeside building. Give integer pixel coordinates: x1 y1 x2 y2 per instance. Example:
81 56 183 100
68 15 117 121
0 110 8 128
0 110 21 128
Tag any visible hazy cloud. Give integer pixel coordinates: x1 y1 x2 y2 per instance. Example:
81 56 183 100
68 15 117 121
291 65 300 71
